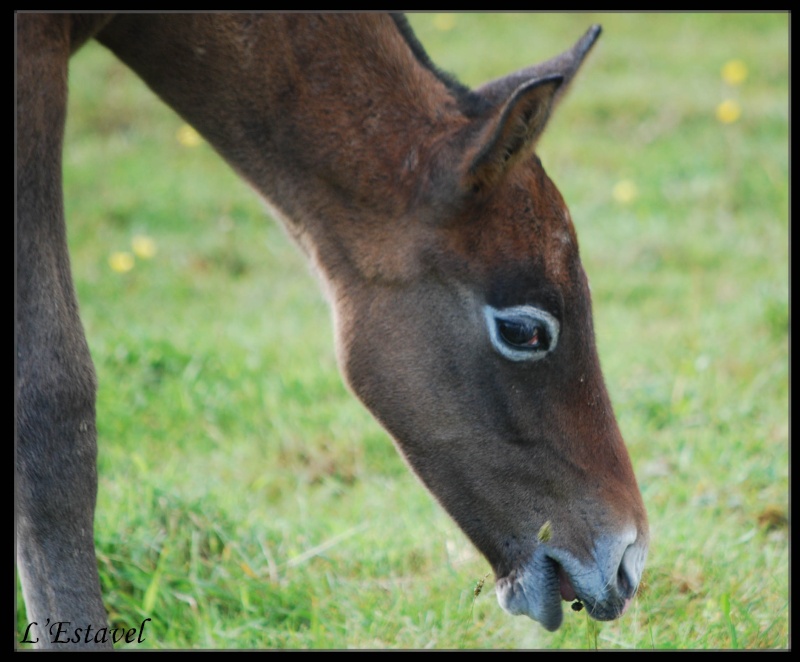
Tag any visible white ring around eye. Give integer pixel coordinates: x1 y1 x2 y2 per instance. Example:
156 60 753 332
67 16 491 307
483 304 560 361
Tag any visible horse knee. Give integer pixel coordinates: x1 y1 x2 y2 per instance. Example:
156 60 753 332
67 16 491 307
16 352 99 525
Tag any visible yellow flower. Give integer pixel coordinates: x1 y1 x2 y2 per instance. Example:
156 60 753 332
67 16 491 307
109 251 134 273
131 235 157 259
239 562 257 579
721 59 747 85
433 13 456 31
612 179 637 204
176 124 202 147
716 99 741 124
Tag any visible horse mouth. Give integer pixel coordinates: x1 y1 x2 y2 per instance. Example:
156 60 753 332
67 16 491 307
495 555 573 631
552 558 634 622
495 551 634 631
556 562 577 602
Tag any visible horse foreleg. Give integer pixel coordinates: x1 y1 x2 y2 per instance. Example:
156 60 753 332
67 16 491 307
16 14 111 649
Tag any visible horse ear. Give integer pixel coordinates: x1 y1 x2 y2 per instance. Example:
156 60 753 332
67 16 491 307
476 24 601 108
462 75 562 192
456 25 601 190
460 25 601 193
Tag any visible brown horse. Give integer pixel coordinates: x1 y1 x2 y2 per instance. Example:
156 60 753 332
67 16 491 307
16 13 648 648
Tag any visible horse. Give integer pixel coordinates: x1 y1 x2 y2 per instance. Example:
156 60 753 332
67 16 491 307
16 13 649 648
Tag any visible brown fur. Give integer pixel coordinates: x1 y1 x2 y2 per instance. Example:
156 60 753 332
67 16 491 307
16 14 647 647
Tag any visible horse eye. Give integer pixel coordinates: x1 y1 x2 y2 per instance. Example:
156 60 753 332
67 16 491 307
497 318 549 350
484 305 560 362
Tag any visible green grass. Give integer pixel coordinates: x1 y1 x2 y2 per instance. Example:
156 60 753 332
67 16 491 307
16 13 788 649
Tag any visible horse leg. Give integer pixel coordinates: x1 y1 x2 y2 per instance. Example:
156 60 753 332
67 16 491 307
16 14 110 649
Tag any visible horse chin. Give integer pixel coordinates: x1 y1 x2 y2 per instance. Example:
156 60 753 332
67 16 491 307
495 550 567 632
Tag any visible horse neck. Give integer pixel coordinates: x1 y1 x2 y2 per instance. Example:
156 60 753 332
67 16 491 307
95 14 463 275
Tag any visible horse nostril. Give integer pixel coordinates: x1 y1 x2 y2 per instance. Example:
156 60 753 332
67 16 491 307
617 563 632 597
617 542 644 599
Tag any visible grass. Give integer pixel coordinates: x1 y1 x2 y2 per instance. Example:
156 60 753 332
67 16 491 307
16 13 788 649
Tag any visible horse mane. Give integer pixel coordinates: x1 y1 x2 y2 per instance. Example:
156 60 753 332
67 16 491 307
389 13 491 118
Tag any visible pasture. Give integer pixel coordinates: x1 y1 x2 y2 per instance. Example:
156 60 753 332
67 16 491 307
15 12 788 649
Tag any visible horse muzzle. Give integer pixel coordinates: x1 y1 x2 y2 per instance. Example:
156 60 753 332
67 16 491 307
495 527 647 631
